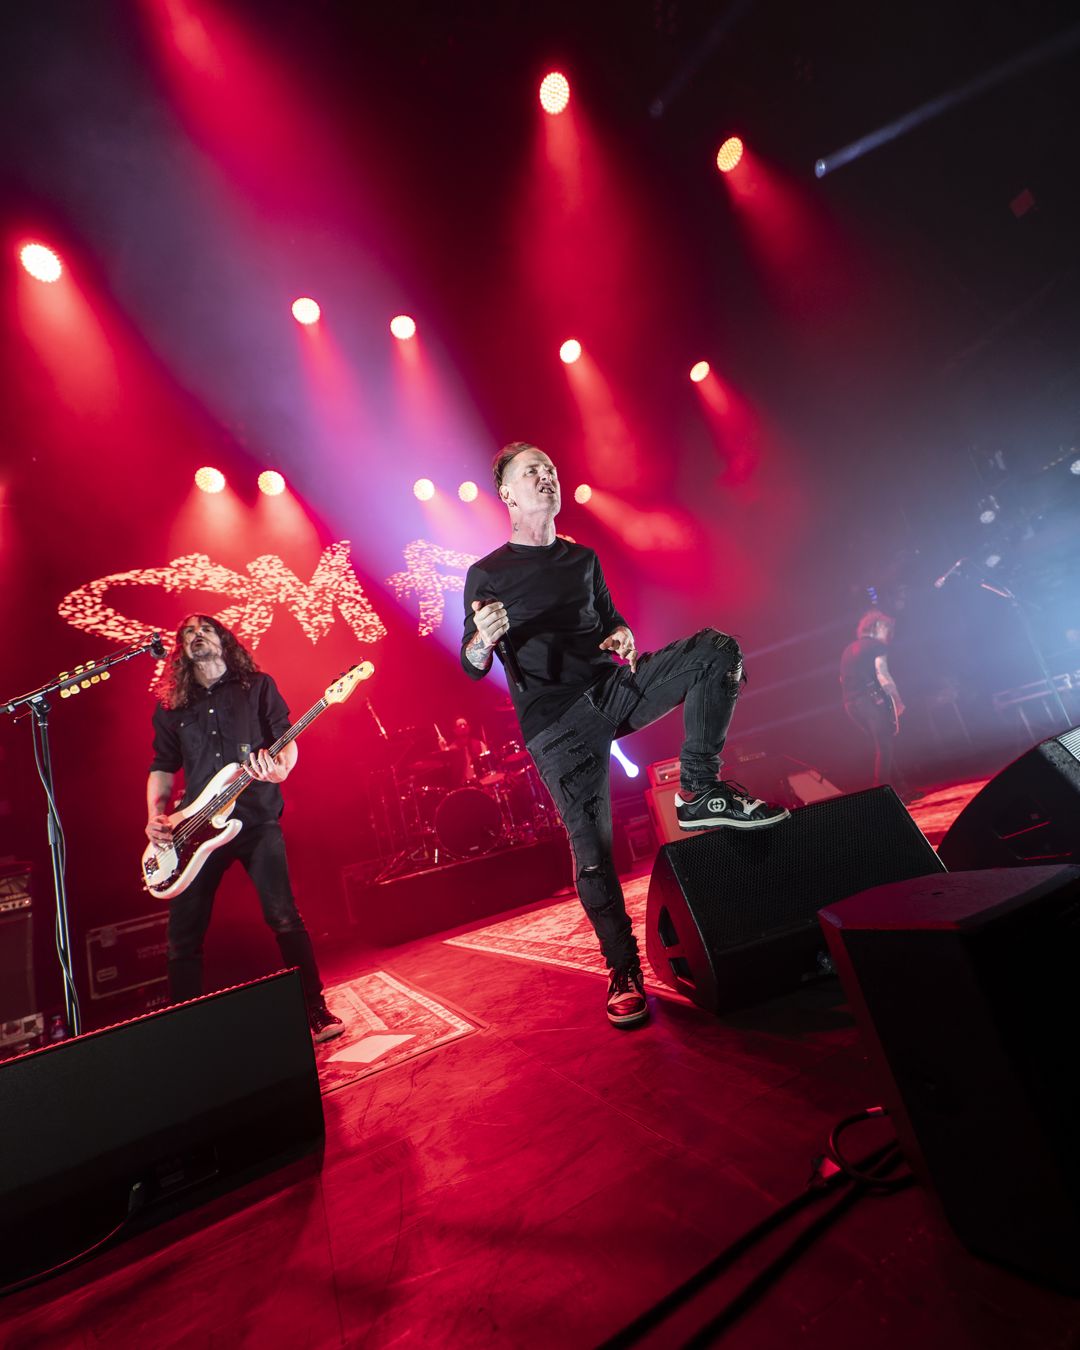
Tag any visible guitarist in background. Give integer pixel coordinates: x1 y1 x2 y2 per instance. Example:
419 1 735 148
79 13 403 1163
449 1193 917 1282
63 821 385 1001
146 615 344 1042
840 609 905 789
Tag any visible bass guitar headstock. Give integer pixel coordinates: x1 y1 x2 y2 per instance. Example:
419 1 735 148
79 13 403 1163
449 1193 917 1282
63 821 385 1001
324 661 375 705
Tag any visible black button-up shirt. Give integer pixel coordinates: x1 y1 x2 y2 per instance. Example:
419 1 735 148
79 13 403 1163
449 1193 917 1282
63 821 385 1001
149 671 291 824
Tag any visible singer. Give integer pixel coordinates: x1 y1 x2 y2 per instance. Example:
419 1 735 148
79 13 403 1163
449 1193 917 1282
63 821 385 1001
461 442 788 1029
145 614 344 1042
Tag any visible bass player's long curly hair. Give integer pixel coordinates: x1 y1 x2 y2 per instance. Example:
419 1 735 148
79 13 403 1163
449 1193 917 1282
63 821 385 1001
155 614 258 710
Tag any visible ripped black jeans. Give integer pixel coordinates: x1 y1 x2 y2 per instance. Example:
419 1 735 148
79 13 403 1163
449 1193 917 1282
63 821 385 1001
527 629 743 970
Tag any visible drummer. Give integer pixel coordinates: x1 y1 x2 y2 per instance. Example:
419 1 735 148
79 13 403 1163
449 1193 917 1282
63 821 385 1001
451 716 489 785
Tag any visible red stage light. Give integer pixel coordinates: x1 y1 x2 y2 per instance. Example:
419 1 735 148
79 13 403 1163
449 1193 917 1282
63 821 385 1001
574 484 592 504
390 314 417 340
258 470 285 496
20 243 63 283
291 297 321 325
458 481 478 502
413 478 435 501
716 137 744 174
559 338 582 365
690 361 710 383
195 466 226 494
539 71 570 116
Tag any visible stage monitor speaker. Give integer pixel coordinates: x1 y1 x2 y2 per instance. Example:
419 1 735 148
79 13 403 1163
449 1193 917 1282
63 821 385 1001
938 724 1080 870
645 786 944 1013
819 865 1080 1293
0 969 323 1288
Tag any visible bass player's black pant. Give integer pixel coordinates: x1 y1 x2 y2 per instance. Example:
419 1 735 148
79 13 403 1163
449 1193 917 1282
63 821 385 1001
166 820 325 1009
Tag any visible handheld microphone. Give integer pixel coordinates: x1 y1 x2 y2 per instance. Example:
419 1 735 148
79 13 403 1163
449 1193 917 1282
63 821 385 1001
497 638 526 695
480 599 526 694
933 559 966 589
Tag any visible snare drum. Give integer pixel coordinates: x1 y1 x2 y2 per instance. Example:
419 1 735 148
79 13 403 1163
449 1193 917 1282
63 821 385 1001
475 750 505 787
498 740 532 771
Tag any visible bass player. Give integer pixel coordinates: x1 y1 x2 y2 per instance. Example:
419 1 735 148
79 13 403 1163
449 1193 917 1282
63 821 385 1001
146 614 344 1042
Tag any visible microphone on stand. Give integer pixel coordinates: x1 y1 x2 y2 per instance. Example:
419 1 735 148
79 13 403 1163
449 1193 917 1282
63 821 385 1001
149 632 166 658
933 559 967 589
365 700 389 741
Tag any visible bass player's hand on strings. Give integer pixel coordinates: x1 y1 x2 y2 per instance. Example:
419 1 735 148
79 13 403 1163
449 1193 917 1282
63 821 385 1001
246 747 293 784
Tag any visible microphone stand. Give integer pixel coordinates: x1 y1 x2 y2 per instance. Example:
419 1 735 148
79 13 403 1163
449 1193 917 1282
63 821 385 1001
978 581 1072 730
1 634 167 1036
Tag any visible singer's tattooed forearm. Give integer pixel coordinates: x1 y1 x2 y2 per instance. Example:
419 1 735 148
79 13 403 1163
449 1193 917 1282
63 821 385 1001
466 632 493 671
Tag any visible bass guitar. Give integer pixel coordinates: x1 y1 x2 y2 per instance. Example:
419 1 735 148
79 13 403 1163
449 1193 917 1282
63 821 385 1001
141 661 374 900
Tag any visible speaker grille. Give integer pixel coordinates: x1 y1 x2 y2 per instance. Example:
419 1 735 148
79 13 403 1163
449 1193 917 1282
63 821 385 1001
664 788 941 950
1059 726 1080 762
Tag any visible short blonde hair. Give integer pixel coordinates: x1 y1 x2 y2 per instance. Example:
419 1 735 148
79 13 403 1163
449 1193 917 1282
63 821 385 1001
492 441 538 492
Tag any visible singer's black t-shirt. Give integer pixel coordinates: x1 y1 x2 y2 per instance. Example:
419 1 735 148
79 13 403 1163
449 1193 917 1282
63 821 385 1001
460 539 627 743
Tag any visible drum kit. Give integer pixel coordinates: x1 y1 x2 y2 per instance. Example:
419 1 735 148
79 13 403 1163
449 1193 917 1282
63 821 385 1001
367 723 561 881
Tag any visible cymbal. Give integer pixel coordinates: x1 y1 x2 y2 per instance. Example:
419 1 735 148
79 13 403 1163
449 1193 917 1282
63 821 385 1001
388 724 425 742
410 750 458 773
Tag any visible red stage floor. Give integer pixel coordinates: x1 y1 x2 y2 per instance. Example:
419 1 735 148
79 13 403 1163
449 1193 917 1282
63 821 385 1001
6 779 1080 1349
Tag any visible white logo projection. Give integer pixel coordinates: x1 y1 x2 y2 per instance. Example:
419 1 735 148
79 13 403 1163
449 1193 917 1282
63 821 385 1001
57 540 480 673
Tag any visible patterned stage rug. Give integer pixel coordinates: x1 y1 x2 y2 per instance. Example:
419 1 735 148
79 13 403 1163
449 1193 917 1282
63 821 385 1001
445 784 986 982
444 875 672 990
316 970 480 1094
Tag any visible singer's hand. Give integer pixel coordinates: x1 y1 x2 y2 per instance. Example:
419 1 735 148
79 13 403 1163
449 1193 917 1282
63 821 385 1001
600 625 638 673
471 599 509 650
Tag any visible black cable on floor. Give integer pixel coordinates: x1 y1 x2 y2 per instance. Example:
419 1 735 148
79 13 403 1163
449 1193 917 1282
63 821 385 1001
0 1182 145 1300
683 1145 913 1347
829 1106 913 1191
599 1122 906 1349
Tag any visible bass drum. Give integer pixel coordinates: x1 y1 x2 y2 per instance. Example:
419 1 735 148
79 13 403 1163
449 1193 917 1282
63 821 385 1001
434 787 504 858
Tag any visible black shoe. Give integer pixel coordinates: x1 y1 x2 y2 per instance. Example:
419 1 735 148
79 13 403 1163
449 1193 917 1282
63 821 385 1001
675 781 790 831
606 963 649 1027
309 1002 345 1043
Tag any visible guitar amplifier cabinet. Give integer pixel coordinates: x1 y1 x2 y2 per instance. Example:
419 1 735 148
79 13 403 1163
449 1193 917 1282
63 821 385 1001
647 757 681 788
646 783 683 848
0 865 34 1023
85 912 170 1001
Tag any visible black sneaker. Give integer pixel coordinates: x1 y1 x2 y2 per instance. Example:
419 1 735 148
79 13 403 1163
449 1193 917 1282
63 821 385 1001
675 781 790 831
606 963 649 1027
309 1002 345 1043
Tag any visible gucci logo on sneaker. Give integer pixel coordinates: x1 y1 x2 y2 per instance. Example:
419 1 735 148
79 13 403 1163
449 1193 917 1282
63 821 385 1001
707 797 727 813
